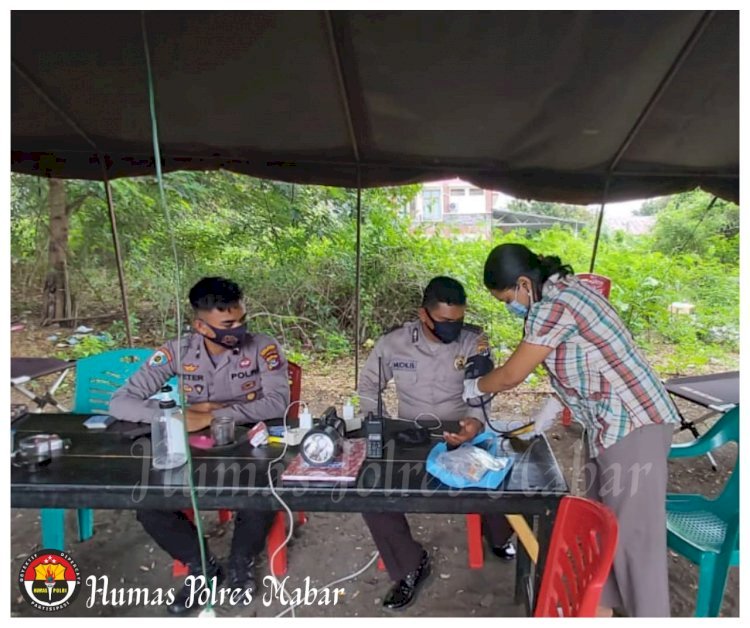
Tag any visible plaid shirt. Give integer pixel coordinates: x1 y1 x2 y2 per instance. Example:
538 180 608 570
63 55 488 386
524 274 680 457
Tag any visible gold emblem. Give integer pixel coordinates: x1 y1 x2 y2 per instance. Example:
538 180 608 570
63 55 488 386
454 355 466 370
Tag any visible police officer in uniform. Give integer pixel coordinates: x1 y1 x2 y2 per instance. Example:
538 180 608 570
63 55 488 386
358 276 514 611
109 277 290 614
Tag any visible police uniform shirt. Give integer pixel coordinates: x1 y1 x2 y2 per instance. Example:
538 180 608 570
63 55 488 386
109 332 290 424
357 320 489 423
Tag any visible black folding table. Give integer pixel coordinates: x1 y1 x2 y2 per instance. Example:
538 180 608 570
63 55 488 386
10 357 76 412
664 371 739 470
11 413 569 616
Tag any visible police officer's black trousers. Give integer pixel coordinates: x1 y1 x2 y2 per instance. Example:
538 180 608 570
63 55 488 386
363 512 514 581
136 509 276 566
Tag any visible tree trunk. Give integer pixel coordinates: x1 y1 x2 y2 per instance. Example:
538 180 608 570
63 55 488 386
42 179 72 326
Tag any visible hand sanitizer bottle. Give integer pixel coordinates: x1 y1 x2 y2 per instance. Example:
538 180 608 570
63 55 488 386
152 387 187 469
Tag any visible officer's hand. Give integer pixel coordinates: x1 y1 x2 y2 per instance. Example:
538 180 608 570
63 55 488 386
443 417 483 448
185 409 213 432
189 401 225 413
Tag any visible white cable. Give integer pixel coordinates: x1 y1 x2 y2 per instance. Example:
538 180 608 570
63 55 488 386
266 399 304 618
274 551 380 618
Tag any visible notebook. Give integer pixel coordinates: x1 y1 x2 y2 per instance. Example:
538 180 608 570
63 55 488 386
281 438 367 484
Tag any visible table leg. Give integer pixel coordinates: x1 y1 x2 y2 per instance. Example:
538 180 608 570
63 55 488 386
533 510 555 609
679 415 718 471
514 514 533 613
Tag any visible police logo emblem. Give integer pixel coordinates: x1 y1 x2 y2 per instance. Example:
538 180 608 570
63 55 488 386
194 384 204 394
183 363 199 373
18 549 82 612
148 348 171 367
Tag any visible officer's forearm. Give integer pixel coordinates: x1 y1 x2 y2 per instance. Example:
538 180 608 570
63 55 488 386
109 391 161 423
213 392 290 425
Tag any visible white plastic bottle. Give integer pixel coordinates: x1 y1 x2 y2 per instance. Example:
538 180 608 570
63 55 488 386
299 404 313 430
152 388 188 469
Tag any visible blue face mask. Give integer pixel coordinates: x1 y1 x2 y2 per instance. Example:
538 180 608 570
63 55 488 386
505 285 530 318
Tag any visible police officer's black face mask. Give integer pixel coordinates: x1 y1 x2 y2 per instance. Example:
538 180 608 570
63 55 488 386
199 321 247 349
424 309 464 344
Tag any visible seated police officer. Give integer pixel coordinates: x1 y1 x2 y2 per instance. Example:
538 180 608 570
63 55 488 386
357 276 515 611
110 277 290 614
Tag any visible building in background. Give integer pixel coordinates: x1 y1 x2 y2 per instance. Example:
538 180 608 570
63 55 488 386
404 178 506 239
405 178 589 238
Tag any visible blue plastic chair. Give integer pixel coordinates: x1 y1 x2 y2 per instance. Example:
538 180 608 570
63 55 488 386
41 348 159 550
666 405 739 617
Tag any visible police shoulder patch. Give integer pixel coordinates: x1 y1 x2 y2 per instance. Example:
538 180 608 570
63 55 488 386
148 346 172 367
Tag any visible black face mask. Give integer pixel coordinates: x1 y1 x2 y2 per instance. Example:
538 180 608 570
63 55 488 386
199 321 248 350
424 309 464 344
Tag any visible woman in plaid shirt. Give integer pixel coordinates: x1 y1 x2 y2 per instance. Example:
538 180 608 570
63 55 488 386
463 243 680 617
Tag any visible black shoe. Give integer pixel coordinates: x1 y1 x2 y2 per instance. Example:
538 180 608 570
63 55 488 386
382 551 431 611
168 555 224 615
227 556 258 596
491 541 516 561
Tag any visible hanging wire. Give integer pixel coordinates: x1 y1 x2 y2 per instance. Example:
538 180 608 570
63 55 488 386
140 11 214 607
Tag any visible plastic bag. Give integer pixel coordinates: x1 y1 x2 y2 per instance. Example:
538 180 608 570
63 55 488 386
434 445 510 483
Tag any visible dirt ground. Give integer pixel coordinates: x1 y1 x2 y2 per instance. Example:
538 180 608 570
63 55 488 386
9 326 739 617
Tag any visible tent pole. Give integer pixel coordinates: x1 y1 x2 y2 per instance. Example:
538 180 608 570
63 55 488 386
102 179 134 347
588 177 611 273
354 169 363 388
12 59 135 346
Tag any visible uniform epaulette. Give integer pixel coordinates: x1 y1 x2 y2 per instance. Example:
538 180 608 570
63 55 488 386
463 323 484 335
383 323 405 336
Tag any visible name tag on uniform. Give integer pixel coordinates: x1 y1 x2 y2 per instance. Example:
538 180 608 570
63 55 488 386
391 359 417 371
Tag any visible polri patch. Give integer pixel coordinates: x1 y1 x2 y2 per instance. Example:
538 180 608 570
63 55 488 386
194 384 204 394
148 347 172 367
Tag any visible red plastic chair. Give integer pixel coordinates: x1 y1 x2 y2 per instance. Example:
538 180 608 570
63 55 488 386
562 274 612 427
534 496 619 617
173 362 305 577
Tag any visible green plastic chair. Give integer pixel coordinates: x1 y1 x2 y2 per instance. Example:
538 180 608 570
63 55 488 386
41 348 157 550
666 405 739 617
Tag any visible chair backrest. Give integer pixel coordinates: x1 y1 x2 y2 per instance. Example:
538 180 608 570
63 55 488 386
287 361 302 420
712 407 740 522
73 348 156 414
534 496 619 617
576 273 612 300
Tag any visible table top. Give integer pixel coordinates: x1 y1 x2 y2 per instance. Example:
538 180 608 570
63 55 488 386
11 414 568 513
11 357 76 381
664 371 739 409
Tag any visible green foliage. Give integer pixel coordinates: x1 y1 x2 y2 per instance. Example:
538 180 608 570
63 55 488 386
506 198 594 223
55 334 117 360
635 195 670 216
651 189 739 263
11 173 738 375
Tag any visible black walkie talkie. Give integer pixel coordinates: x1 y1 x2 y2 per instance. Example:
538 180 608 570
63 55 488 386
366 357 385 458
